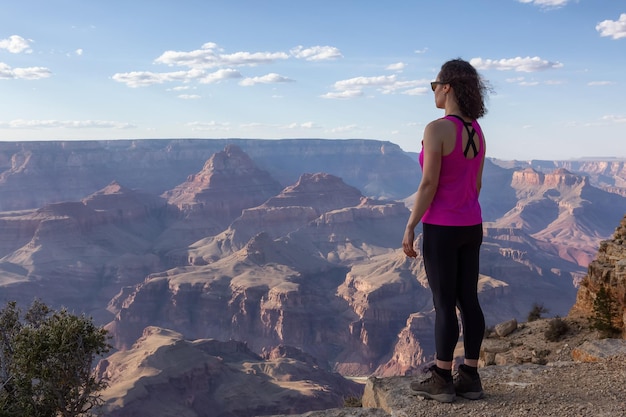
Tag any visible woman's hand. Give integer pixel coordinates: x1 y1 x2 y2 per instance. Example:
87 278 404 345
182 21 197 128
402 227 417 258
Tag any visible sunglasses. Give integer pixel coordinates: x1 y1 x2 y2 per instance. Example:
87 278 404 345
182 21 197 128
430 81 446 92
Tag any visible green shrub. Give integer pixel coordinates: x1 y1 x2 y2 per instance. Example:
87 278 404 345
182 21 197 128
589 285 620 337
344 396 362 407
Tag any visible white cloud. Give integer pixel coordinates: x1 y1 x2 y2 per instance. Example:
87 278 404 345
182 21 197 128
75 49 83 56
329 124 358 133
178 94 201 100
380 79 423 94
187 121 231 131
0 63 51 79
602 114 626 123
334 75 398 91
402 87 430 96
117 42 341 90
323 75 428 99
517 0 570 9
320 90 364 99
518 80 540 86
506 76 526 83
386 62 406 72
596 14 626 40
280 122 319 130
239 73 294 86
0 35 32 53
155 42 289 69
0 119 135 129
588 81 614 86
112 69 204 87
290 45 343 61
199 68 242 84
470 56 563 72
506 76 562 86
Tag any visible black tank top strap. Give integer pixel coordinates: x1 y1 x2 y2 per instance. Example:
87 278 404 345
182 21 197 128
447 114 478 158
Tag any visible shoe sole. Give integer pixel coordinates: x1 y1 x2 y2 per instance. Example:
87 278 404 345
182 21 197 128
412 390 456 403
457 391 485 400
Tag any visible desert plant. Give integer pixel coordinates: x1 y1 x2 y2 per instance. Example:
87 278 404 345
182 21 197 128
544 316 569 342
343 396 362 407
590 285 620 337
527 302 549 322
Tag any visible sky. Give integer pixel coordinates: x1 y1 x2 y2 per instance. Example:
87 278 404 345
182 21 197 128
0 0 625 161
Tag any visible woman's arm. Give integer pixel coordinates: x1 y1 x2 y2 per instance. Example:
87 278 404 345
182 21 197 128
402 121 444 257
476 137 486 195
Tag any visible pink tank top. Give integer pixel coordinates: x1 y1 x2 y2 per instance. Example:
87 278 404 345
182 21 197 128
418 115 484 226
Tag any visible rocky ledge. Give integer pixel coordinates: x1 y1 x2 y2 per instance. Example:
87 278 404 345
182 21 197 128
269 317 626 417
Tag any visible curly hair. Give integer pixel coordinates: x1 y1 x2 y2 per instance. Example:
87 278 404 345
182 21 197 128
438 59 490 120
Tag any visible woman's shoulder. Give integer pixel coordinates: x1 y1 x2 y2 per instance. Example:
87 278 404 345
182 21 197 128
425 117 457 136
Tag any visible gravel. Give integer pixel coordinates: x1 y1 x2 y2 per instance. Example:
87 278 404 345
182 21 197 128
399 356 626 417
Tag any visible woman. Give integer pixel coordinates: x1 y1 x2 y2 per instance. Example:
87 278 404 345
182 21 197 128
402 58 489 403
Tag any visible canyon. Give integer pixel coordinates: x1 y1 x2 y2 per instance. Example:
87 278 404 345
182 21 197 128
0 139 624 415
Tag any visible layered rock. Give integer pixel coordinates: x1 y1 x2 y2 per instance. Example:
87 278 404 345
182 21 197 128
107 212 583 378
155 145 284 255
0 183 168 322
184 172 364 264
333 253 432 376
570 214 626 335
162 145 282 219
107 232 351 356
108 194 423 373
492 158 626 193
289 198 410 265
82 181 168 223
97 326 363 417
493 167 626 267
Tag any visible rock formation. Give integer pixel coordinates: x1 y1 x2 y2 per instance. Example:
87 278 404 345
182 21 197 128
492 167 626 267
570 214 626 335
97 326 363 417
184 172 364 264
162 144 282 221
155 145 283 253
0 183 168 322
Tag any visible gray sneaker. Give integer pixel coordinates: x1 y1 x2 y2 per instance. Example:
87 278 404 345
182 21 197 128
454 365 484 400
410 366 456 403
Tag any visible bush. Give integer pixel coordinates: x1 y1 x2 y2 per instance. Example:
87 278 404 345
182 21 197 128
343 396 362 407
527 303 549 322
544 316 569 342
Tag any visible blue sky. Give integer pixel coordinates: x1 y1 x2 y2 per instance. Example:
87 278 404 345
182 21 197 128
0 0 625 161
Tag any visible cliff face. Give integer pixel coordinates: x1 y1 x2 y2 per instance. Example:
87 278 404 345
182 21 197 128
529 159 626 190
570 215 626 335
493 166 626 267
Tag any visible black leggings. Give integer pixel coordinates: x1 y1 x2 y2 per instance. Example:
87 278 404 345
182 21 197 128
422 223 485 362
